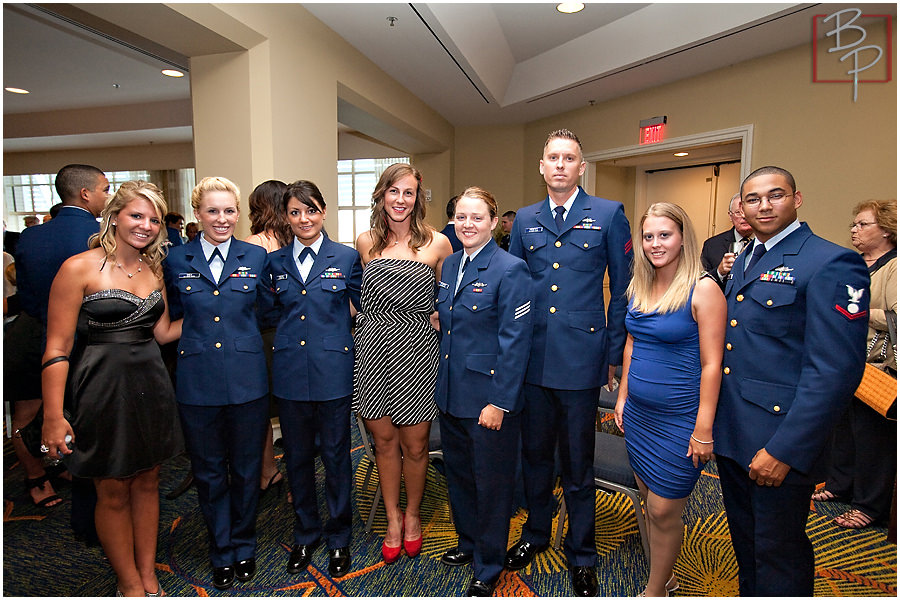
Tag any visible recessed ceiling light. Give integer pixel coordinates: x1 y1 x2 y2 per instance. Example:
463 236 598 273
5 87 29 94
162 69 184 78
557 3 585 14
674 152 689 157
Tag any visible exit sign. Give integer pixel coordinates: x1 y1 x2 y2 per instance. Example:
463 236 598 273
639 116 667 145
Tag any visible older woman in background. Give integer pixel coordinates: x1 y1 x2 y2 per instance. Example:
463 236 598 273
813 199 896 529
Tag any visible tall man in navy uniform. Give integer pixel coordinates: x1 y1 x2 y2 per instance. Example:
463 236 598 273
714 166 869 596
506 129 633 596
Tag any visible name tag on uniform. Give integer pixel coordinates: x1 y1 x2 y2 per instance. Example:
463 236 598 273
525 226 543 233
437 281 450 289
178 273 200 279
275 274 288 281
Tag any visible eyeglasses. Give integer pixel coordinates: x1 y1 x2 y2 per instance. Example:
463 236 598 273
849 220 876 230
741 192 794 207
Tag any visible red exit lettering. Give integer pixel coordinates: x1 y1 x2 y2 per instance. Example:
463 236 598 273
640 124 665 145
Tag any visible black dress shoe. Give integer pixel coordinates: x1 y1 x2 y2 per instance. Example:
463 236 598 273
570 566 598 597
441 547 474 567
287 541 320 574
212 565 234 590
504 539 548 570
328 547 351 578
467 578 496 597
234 558 256 582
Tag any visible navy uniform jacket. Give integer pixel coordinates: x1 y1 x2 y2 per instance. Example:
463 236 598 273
15 206 99 324
441 222 463 253
434 240 533 417
714 223 870 484
264 235 362 402
164 237 269 406
508 187 632 390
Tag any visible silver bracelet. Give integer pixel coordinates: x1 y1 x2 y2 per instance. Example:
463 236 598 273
691 434 713 444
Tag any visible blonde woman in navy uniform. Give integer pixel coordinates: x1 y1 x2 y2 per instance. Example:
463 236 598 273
264 181 362 578
433 186 533 596
163 177 270 591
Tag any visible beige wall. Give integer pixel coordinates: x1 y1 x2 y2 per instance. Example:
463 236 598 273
523 36 896 248
452 125 528 222
3 143 194 177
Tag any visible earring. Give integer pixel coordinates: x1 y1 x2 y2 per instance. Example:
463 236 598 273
112 222 117 227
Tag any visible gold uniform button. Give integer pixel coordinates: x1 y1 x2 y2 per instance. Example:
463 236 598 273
215 342 222 349
447 330 451 335
333 285 338 290
551 284 558 292
590 327 595 332
490 369 495 375
301 289 307 295
773 405 781 412
300 315 306 320
529 245 535 250
472 305 477 310
724 367 731 374
445 354 449 359
730 319 738 327
552 262 560 269
766 299 773 306
344 346 349 351
555 241 562 248
214 316 220 322
449 306 452 311
583 243 589 248
549 307 556 314
243 284 249 290
300 340 306 346
213 290 220 296
726 343 733 350
185 286 192 291
736 294 744 302
180 350 184 355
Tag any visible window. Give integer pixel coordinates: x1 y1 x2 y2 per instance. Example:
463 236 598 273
3 170 150 231
336 158 408 246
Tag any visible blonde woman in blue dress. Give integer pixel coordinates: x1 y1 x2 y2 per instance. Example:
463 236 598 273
615 202 725 596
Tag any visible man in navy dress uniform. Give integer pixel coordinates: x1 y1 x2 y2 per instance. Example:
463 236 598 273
714 166 870 596
506 129 633 596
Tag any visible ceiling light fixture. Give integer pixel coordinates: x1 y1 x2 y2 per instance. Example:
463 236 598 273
162 69 184 78
674 152 689 157
557 3 585 14
5 87 29 94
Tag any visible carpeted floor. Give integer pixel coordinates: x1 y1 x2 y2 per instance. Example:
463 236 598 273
3 418 896 597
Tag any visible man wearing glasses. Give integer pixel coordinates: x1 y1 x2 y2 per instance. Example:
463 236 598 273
713 165 870 596
701 192 755 289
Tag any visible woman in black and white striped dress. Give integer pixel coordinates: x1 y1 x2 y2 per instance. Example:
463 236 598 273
353 163 452 563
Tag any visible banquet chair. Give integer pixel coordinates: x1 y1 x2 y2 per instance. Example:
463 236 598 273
553 430 650 559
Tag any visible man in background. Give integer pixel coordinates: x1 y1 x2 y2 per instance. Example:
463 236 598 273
165 212 185 247
701 192 754 289
499 210 516 251
440 196 463 252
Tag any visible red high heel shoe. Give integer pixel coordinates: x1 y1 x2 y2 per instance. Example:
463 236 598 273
382 513 404 564
403 513 423 558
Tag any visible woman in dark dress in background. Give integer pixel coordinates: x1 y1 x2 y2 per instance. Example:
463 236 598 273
42 181 183 597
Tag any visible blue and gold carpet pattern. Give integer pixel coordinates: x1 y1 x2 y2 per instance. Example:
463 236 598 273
3 421 896 596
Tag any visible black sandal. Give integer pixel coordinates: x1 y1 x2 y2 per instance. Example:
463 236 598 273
24 474 63 508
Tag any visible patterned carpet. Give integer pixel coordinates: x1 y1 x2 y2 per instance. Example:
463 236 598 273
3 418 896 596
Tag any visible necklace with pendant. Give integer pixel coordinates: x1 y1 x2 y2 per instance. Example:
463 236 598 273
117 256 143 278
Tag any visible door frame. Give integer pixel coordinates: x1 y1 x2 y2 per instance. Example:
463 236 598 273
582 124 754 219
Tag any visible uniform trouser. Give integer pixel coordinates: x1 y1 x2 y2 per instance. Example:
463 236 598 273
825 397 897 522
178 397 268 567
279 394 352 549
717 454 815 597
521 384 599 567
440 410 521 583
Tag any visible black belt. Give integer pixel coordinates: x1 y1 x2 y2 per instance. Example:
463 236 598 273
87 328 154 344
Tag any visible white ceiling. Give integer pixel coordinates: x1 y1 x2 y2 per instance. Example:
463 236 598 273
3 3 894 154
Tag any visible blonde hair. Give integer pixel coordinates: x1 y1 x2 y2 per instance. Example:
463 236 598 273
367 163 433 258
191 176 240 211
627 202 702 314
90 180 169 278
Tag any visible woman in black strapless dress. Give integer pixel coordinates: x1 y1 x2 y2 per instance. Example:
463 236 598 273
42 181 183 597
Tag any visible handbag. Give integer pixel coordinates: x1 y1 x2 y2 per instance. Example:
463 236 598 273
855 311 898 419
14 407 73 458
